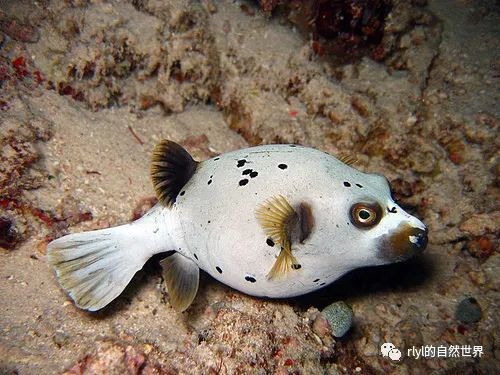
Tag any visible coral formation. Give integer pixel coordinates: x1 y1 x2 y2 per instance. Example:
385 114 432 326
29 1 219 112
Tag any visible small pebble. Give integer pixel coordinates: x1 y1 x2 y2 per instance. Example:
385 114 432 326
322 301 353 338
201 0 217 13
53 330 69 348
312 314 330 338
208 301 225 316
455 297 482 323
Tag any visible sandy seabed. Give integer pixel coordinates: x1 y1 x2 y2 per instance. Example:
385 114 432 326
0 0 498 374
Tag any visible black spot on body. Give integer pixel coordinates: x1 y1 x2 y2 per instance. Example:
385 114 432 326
216 266 222 274
266 238 275 247
388 207 397 213
207 179 212 185
343 181 351 187
356 183 363 188
237 159 247 167
208 220 211 224
245 276 256 283
292 264 302 270
313 278 320 282
250 171 258 178
239 179 249 186
214 157 220 161
180 191 185 196
320 282 326 286
194 253 198 260
242 169 252 175
278 164 287 170
289 144 297 147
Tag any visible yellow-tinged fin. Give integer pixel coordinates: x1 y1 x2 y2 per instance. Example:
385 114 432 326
151 140 198 207
337 153 358 167
267 241 299 280
47 226 145 311
255 195 300 279
160 253 200 312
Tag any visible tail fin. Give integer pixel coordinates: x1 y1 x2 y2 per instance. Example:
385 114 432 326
48 224 152 311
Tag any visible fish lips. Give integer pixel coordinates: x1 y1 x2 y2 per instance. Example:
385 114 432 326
377 223 428 263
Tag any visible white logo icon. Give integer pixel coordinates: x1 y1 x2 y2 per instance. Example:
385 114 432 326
381 342 395 357
389 348 402 361
381 343 402 361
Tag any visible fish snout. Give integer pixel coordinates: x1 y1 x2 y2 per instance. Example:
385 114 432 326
378 223 428 263
409 227 428 254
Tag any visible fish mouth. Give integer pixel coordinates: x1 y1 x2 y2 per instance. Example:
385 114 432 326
378 223 428 263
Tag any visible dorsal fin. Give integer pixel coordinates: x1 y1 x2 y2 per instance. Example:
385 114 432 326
151 140 198 207
337 153 358 167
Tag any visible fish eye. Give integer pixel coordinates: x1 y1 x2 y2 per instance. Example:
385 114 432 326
350 202 382 228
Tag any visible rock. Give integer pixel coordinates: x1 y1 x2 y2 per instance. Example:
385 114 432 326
312 313 331 338
459 212 499 236
28 1 219 111
464 234 496 260
52 330 69 348
0 216 17 249
0 16 40 43
321 301 353 338
64 341 165 374
455 297 482 324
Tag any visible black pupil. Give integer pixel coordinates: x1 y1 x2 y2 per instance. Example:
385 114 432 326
359 209 371 220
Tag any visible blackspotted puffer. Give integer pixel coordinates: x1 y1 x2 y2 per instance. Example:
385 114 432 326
48 141 428 312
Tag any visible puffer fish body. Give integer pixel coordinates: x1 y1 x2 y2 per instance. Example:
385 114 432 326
48 142 428 312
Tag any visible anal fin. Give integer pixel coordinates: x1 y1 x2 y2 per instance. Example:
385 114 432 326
160 253 199 312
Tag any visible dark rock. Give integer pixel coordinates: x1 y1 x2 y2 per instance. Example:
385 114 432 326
0 216 17 249
455 297 482 324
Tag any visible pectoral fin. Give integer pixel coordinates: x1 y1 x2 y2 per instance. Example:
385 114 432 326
267 241 298 280
160 253 199 312
255 195 300 279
